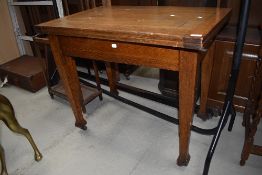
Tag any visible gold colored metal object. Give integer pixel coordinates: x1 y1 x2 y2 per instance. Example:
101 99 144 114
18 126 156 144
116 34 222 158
0 94 42 175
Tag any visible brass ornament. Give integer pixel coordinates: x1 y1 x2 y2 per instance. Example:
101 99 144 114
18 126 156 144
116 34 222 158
0 94 42 175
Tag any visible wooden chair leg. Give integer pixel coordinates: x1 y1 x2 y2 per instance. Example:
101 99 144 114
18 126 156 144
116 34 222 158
92 61 103 100
240 57 262 165
240 111 253 165
105 62 118 95
240 110 261 166
240 137 253 166
48 90 54 99
115 63 120 81
82 104 87 113
197 43 215 120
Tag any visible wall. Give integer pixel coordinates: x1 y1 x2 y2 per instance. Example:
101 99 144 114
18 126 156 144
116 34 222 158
0 0 20 64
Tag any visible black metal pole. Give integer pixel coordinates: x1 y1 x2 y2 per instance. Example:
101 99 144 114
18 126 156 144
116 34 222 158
202 0 251 174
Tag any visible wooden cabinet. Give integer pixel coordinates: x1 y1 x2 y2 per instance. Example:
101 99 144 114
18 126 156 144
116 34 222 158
158 27 261 113
158 0 217 7
207 27 261 112
111 0 157 5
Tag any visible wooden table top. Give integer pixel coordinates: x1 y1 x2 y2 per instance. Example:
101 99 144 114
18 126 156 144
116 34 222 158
38 6 231 50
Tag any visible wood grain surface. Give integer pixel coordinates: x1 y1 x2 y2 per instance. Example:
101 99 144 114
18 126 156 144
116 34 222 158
37 6 231 50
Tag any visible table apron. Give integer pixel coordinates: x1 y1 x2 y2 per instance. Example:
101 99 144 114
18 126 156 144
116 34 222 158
59 36 180 71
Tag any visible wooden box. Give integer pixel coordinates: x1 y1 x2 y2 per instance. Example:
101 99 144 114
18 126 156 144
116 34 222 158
0 55 46 92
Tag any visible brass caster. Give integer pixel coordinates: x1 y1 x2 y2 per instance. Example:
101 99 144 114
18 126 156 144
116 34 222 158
35 152 43 162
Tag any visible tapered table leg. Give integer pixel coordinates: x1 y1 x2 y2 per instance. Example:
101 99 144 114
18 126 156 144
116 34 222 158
177 51 198 166
49 35 87 130
198 43 215 120
106 62 119 95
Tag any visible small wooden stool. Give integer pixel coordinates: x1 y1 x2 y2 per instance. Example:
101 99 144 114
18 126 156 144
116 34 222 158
33 35 103 116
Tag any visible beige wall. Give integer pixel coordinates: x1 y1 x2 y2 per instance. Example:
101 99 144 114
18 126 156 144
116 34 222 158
0 0 20 64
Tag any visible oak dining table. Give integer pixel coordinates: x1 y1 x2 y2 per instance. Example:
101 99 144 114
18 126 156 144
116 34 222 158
37 6 231 166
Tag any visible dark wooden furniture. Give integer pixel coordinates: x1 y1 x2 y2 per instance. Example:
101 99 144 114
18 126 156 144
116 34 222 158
158 0 217 6
111 0 157 5
158 70 179 98
18 2 57 56
206 0 262 112
0 55 46 92
62 0 102 15
37 6 231 166
240 40 262 166
208 26 261 112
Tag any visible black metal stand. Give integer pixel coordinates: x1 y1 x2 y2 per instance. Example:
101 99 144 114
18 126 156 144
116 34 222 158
202 0 251 174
